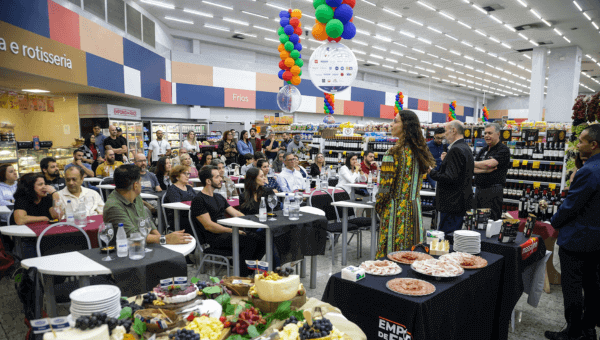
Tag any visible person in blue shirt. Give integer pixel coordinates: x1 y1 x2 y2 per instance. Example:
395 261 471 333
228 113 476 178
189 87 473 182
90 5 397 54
545 124 600 340
425 127 446 189
236 130 254 164
93 124 107 158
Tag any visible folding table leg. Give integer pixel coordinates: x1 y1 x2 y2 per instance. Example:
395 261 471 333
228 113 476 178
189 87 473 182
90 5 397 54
341 208 348 266
310 256 317 289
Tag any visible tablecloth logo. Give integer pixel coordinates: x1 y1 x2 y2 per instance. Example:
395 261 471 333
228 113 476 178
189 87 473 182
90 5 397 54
520 237 539 260
378 317 412 340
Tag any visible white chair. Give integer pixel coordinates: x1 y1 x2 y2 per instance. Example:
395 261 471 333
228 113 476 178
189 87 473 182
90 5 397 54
187 212 231 276
36 223 91 257
6 209 13 226
161 193 171 232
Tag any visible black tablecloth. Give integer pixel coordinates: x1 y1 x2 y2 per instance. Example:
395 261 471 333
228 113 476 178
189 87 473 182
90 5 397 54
447 230 547 340
79 243 187 297
241 211 328 264
322 251 504 340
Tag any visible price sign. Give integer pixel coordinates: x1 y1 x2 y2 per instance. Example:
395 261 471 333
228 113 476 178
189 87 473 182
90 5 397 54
533 182 541 188
329 150 332 155
513 160 520 167
361 151 364 157
343 128 355 136
523 161 528 166
533 161 540 169
550 162 555 165
549 183 557 190
374 152 378 157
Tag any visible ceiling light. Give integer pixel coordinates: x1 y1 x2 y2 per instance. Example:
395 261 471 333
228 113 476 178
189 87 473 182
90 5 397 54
461 41 473 47
223 17 249 26
386 58 398 63
22 89 50 93
475 59 484 64
303 13 315 19
401 63 413 67
573 1 582 11
234 31 256 37
418 37 432 44
489 36 500 43
352 49 366 54
393 42 407 47
434 63 443 68
254 25 275 32
377 23 395 30
441 58 452 62
427 26 442 34
426 69 435 73
508 61 516 66
408 70 419 75
382 65 394 69
475 30 487 37
413 48 425 53
362 0 376 6
475 47 486 53
140 0 174 9
356 29 371 35
372 46 386 51
504 24 516 32
465 65 474 69
553 28 562 35
374 35 392 42
449 75 457 78
518 33 528 40
427 53 439 58
457 21 471 29
417 1 436 11
406 56 418 60
366 60 380 65
530 40 539 46
450 50 461 56
382 8 402 17
517 0 528 7
183 8 213 17
355 16 374 24
353 40 368 45
583 12 592 21
523 54 531 60
563 36 571 43
166 16 194 24
464 55 474 60
472 4 488 14
397 68 408 72
436 45 448 51
265 3 287 10
489 15 503 24
415 66 425 70
445 34 458 41
370 54 384 59
202 0 233 10
593 22 599 30
541 19 551 26
242 11 268 19
502 43 512 49
421 60 431 64
264 37 280 43
439 12 455 20
204 23 229 30
407 18 424 26
400 31 415 38
390 51 403 56
487 52 497 57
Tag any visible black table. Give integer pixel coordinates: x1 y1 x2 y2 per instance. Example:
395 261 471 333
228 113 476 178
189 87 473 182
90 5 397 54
448 230 547 340
322 251 505 340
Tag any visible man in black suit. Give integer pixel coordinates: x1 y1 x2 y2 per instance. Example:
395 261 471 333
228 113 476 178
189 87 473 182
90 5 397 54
429 120 474 233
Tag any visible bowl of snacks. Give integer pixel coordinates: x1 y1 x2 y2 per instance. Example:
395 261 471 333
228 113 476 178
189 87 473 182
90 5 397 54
134 309 179 333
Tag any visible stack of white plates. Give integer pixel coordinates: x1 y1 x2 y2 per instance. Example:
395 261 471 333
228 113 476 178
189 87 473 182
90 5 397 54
70 285 121 319
454 230 481 254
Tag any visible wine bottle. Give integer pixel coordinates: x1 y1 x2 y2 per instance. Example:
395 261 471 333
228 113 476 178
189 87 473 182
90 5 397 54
530 188 540 217
548 190 557 221
519 187 529 218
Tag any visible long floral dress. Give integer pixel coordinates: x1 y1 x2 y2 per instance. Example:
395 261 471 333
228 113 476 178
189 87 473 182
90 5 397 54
375 145 424 258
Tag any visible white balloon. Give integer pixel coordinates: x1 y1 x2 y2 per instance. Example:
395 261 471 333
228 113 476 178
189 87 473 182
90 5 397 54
277 84 302 113
308 42 358 94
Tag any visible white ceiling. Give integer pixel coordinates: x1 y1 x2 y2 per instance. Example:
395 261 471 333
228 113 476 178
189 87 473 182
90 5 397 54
136 0 600 97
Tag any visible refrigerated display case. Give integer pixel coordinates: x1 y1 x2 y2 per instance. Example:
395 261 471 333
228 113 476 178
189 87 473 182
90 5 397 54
17 146 78 175
0 141 18 175
109 120 143 160
150 123 209 152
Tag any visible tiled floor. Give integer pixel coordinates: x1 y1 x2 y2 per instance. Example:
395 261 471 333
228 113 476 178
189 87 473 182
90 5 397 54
0 216 597 340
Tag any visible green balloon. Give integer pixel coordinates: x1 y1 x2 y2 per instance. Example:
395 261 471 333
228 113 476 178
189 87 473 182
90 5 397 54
290 49 300 59
285 41 295 52
313 0 326 10
287 81 292 84
325 19 344 39
325 108 329 113
279 34 289 44
315 4 334 24
295 59 304 67
299 70 303 76
277 27 285 36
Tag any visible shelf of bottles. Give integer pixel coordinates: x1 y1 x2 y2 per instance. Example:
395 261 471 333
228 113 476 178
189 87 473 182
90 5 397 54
366 138 399 164
503 184 567 223
322 136 363 166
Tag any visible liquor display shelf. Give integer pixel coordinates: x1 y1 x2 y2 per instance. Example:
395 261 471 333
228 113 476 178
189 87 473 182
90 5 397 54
509 159 564 165
506 179 561 186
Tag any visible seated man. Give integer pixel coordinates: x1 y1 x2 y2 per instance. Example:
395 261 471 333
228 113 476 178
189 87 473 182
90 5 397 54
58 166 104 215
103 164 191 244
276 152 305 192
41 157 66 192
241 153 255 176
211 159 238 196
95 149 123 178
171 147 188 167
191 166 265 277
134 153 162 214
64 149 95 178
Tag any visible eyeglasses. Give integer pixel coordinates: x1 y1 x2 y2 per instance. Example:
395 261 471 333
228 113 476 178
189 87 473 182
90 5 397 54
183 172 191 176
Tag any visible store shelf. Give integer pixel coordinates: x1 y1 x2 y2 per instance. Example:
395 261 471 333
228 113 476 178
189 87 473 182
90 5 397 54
503 198 520 204
509 158 565 165
506 179 561 186
0 159 17 164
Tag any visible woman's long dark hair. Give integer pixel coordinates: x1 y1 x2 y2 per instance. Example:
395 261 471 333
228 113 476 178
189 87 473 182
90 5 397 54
345 152 357 168
156 157 169 175
14 173 44 202
391 110 436 174
202 151 212 165
240 130 249 143
84 133 95 148
241 168 266 210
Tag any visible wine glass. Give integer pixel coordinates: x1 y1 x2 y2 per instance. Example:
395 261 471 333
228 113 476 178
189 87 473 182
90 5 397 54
227 182 236 201
137 217 153 252
52 200 65 221
98 223 114 261
267 194 278 221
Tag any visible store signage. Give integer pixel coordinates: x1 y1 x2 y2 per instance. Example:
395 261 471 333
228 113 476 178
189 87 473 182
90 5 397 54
343 128 354 136
0 37 72 68
378 317 412 340
224 88 255 109
107 104 141 121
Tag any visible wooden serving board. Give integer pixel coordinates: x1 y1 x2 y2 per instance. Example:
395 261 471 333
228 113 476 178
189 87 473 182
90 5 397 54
143 294 204 310
138 326 231 340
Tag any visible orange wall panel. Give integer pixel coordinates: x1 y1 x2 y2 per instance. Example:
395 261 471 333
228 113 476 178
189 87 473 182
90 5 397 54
456 105 464 116
171 62 213 86
79 17 123 65
316 97 325 114
429 101 443 113
256 73 281 93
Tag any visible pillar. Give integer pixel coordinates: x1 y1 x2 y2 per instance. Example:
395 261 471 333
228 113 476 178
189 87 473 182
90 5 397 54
546 46 583 122
528 47 547 122
192 40 200 54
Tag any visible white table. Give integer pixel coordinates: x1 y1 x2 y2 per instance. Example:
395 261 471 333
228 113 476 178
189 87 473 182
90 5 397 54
192 187 204 192
161 202 191 231
83 177 103 183
275 187 339 198
20 238 195 316
331 201 377 266
344 183 368 200
189 178 201 183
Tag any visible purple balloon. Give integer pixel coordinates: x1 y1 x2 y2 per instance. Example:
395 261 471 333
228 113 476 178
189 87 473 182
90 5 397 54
333 4 353 24
289 34 299 44
341 21 356 40
284 25 294 35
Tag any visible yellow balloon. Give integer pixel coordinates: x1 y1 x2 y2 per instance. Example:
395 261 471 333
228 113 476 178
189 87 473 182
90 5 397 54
292 9 302 19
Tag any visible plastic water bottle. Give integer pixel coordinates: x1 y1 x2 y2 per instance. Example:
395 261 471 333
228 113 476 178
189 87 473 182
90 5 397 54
259 197 267 222
289 197 300 221
283 194 290 217
74 202 87 228
116 223 128 258
305 177 311 191
65 200 74 224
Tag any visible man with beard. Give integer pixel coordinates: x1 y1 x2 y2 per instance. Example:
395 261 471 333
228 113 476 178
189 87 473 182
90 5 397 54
147 130 171 166
64 149 95 178
96 150 123 177
190 166 265 277
41 157 65 191
134 153 162 214
360 151 379 181
104 125 127 162
248 128 262 152
425 127 446 189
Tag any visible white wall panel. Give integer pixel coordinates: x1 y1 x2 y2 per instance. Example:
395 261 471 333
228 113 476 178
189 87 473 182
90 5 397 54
171 82 177 105
297 95 317 113
385 92 396 106
213 67 256 91
123 66 141 97
165 58 172 82
334 87 352 101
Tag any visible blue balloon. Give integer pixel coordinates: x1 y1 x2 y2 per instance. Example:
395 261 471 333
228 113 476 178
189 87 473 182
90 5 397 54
279 10 290 18
278 70 285 79
280 18 290 27
294 43 303 52
289 34 299 44
341 21 356 40
298 53 302 59
326 0 343 7
333 4 353 24
284 25 294 35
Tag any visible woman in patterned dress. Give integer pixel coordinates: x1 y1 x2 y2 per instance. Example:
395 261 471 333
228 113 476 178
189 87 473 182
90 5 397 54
376 110 436 257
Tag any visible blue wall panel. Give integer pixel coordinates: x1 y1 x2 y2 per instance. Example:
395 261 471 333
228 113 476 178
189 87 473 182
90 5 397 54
0 0 50 38
176 84 224 107
256 91 279 111
140 71 161 101
351 87 384 118
86 53 124 94
294 80 325 98
431 112 446 123
464 107 474 117
123 38 165 100
457 115 466 122
407 97 419 110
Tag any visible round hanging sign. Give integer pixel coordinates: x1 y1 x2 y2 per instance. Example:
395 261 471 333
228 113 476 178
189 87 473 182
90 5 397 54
308 42 358 94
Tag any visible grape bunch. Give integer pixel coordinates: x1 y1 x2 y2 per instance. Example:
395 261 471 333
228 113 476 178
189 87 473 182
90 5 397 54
142 293 157 304
299 318 333 340
74 313 132 335
119 299 143 313
275 266 294 277
168 329 200 340
232 307 266 335
282 315 299 327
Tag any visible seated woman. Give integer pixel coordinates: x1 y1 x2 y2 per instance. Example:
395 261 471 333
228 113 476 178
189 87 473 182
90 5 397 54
293 155 308 178
11 173 61 225
272 150 286 173
338 152 367 194
257 159 280 193
0 164 18 224
200 151 213 168
155 157 172 190
310 153 326 178
239 168 276 216
180 153 199 179
164 165 197 235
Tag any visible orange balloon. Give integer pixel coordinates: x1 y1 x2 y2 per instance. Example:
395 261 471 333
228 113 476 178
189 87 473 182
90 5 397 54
291 75 301 86
285 57 295 68
312 23 328 41
290 65 301 75
278 44 285 52
280 50 290 60
291 9 302 19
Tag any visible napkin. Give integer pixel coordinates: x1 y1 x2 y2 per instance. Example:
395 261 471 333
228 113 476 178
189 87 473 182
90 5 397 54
486 219 502 238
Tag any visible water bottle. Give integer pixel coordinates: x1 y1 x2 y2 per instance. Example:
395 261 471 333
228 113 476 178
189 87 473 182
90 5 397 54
65 200 74 224
74 202 87 228
283 194 290 217
289 197 300 221
259 197 267 222
116 223 128 258
305 177 311 190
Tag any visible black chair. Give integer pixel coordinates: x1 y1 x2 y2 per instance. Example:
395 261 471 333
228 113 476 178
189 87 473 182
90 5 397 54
308 189 360 265
187 212 231 276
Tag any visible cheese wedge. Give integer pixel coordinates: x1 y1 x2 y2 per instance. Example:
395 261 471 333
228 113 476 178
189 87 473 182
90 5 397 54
254 274 300 302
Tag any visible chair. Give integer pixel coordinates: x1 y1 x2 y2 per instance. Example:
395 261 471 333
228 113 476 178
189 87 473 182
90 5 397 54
99 177 114 202
187 212 231 276
161 193 171 232
331 187 374 259
6 209 13 226
308 189 360 265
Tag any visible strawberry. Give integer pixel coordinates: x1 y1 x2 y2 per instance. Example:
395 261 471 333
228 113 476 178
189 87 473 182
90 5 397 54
224 321 232 328
219 316 227 323
263 272 268 277
186 313 195 322
298 289 304 296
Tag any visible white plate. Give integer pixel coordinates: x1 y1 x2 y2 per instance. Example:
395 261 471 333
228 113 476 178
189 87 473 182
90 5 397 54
454 230 481 237
364 266 402 276
70 285 121 304
191 299 222 318
71 298 120 308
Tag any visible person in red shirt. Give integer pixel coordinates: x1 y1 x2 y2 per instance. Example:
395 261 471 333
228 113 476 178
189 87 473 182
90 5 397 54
249 128 262 152
361 151 379 181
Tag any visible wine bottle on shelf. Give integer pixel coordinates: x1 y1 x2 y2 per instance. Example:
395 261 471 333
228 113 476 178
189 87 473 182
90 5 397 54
530 188 540 217
544 164 552 182
503 183 509 198
518 187 528 218
558 142 565 161
527 142 534 159
547 190 557 221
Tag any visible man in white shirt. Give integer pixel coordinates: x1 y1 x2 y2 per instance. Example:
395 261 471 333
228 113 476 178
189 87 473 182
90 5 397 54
277 152 305 192
58 166 104 216
147 130 171 166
